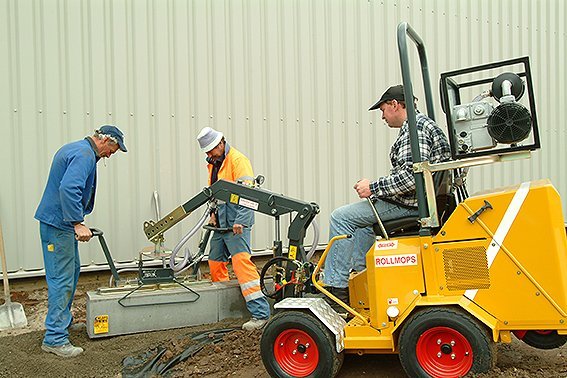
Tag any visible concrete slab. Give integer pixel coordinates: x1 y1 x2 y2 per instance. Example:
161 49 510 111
86 280 248 338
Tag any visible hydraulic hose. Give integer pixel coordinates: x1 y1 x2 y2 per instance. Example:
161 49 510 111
109 267 138 287
169 204 211 272
305 217 320 261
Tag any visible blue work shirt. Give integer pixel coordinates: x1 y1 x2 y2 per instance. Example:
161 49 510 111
35 138 99 231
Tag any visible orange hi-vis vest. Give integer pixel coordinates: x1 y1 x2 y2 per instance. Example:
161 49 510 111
207 145 255 228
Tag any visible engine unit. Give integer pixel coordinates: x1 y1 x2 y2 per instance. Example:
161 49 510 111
440 57 540 159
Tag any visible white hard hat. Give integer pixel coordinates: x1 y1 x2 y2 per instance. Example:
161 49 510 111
197 127 224 152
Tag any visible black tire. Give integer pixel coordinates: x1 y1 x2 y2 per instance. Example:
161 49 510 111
398 307 495 378
260 310 343 378
518 330 567 350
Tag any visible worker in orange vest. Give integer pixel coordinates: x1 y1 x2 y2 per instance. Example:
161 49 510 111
197 127 270 330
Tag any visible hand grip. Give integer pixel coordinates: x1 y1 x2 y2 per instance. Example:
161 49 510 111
468 200 493 223
90 228 103 237
203 225 233 233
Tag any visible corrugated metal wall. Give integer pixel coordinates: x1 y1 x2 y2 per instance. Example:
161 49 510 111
1 0 565 275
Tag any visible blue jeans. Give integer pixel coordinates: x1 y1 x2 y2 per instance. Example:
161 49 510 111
323 199 418 288
40 222 81 346
209 229 270 320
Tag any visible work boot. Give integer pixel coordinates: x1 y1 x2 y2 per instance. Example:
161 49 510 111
324 287 350 315
69 322 86 331
41 343 84 358
242 318 269 331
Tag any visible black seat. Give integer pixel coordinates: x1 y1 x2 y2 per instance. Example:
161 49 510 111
374 216 420 236
372 170 457 238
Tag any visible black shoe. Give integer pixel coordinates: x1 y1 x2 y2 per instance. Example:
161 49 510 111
329 287 350 303
323 287 350 314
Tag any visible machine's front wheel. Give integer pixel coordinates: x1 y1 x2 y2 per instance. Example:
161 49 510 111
399 307 495 378
260 311 343 378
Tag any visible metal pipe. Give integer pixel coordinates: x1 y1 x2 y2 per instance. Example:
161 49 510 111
311 235 369 325
153 191 161 220
397 21 432 236
367 198 389 240
169 205 210 271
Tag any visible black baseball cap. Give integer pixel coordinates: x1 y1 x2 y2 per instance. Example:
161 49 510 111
368 84 416 111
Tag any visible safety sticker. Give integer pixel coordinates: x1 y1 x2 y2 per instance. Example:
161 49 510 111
387 298 399 305
289 245 297 260
374 240 398 250
375 253 418 268
239 197 259 210
230 194 239 204
94 315 109 334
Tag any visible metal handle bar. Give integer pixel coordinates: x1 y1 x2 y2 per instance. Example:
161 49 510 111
89 228 120 286
367 198 389 240
311 234 369 325
90 228 103 237
203 224 248 233
397 21 432 235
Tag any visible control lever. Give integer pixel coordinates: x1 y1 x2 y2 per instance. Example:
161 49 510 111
203 224 248 234
90 228 103 237
468 200 493 223
89 228 121 286
367 198 389 240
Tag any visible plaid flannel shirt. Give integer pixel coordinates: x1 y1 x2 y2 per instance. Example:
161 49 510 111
369 113 451 207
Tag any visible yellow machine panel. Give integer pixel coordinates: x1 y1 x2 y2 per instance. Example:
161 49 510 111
433 180 567 327
365 236 425 327
349 270 369 310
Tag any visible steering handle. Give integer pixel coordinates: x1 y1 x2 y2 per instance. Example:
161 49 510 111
90 228 103 237
203 225 233 233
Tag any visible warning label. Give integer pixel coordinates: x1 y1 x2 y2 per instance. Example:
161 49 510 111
374 240 399 250
94 315 109 334
289 245 297 260
387 298 399 305
239 197 259 210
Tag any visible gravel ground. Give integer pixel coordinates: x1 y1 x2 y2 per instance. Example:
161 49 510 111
1 274 566 377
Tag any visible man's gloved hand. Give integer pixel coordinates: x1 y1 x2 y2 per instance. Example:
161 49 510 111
354 178 372 198
74 223 92 242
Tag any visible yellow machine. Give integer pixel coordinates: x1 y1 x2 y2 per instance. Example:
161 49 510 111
259 23 567 377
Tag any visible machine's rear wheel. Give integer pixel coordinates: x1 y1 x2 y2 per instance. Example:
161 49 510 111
399 307 495 378
513 330 567 350
260 310 343 378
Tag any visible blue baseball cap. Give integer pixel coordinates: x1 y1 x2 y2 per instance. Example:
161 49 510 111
98 125 127 152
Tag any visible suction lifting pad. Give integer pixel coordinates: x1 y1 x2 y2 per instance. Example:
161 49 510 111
492 72 525 102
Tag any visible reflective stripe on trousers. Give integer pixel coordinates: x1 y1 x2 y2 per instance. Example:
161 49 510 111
232 252 263 302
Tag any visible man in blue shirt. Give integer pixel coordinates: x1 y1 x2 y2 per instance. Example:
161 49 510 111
35 125 127 357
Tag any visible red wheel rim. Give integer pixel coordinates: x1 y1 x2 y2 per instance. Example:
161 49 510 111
416 326 473 377
273 329 319 377
513 329 554 340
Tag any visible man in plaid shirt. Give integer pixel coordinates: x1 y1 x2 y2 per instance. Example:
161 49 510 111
323 85 451 309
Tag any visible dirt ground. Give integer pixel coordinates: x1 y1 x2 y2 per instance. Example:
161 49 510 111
1 274 566 378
